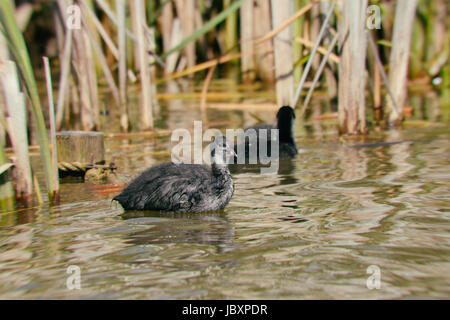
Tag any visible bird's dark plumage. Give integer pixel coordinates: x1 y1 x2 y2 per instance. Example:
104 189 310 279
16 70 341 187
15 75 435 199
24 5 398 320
113 136 235 213
234 106 298 161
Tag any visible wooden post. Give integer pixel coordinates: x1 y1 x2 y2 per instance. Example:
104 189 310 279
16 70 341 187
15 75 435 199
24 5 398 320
338 0 368 134
56 131 105 165
385 0 418 125
271 0 294 106
240 0 255 83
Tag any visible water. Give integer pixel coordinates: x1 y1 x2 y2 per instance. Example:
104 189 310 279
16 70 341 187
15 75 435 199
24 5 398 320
0 84 449 299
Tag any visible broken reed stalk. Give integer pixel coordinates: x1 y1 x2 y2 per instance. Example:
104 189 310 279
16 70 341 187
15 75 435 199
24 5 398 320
385 0 418 125
174 0 196 69
293 0 336 109
71 27 95 131
55 0 72 129
95 0 164 68
319 0 338 101
338 0 368 135
310 1 321 71
85 30 100 131
293 0 307 83
55 28 72 131
83 1 119 59
95 0 137 41
129 0 140 71
164 18 182 74
200 64 218 113
66 0 98 132
239 1 256 83
224 0 238 54
300 31 339 117
161 0 174 54
1 60 33 205
134 0 154 130
253 0 275 83
43 57 60 198
366 36 382 120
33 174 43 205
116 0 129 132
367 31 401 121
271 0 295 106
240 0 255 82
79 3 120 106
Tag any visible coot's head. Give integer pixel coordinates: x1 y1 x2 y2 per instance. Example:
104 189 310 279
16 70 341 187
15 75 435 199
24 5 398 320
210 136 236 165
276 106 296 122
276 106 296 143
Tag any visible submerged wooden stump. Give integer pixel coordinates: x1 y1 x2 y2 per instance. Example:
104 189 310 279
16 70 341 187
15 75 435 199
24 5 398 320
56 131 105 166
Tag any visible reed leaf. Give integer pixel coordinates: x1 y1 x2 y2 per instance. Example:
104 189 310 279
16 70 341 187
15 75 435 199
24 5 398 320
0 0 57 200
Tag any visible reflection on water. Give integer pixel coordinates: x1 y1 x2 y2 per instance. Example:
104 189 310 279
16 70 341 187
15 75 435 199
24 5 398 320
0 86 449 299
120 211 235 253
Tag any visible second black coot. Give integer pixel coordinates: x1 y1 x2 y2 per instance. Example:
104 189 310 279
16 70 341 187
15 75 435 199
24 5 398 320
113 136 235 213
234 106 298 161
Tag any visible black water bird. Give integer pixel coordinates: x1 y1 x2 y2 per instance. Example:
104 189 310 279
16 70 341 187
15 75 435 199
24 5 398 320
234 105 298 162
113 136 235 213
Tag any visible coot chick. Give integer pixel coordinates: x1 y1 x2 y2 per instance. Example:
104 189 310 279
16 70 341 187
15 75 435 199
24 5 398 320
113 136 235 213
235 106 298 161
